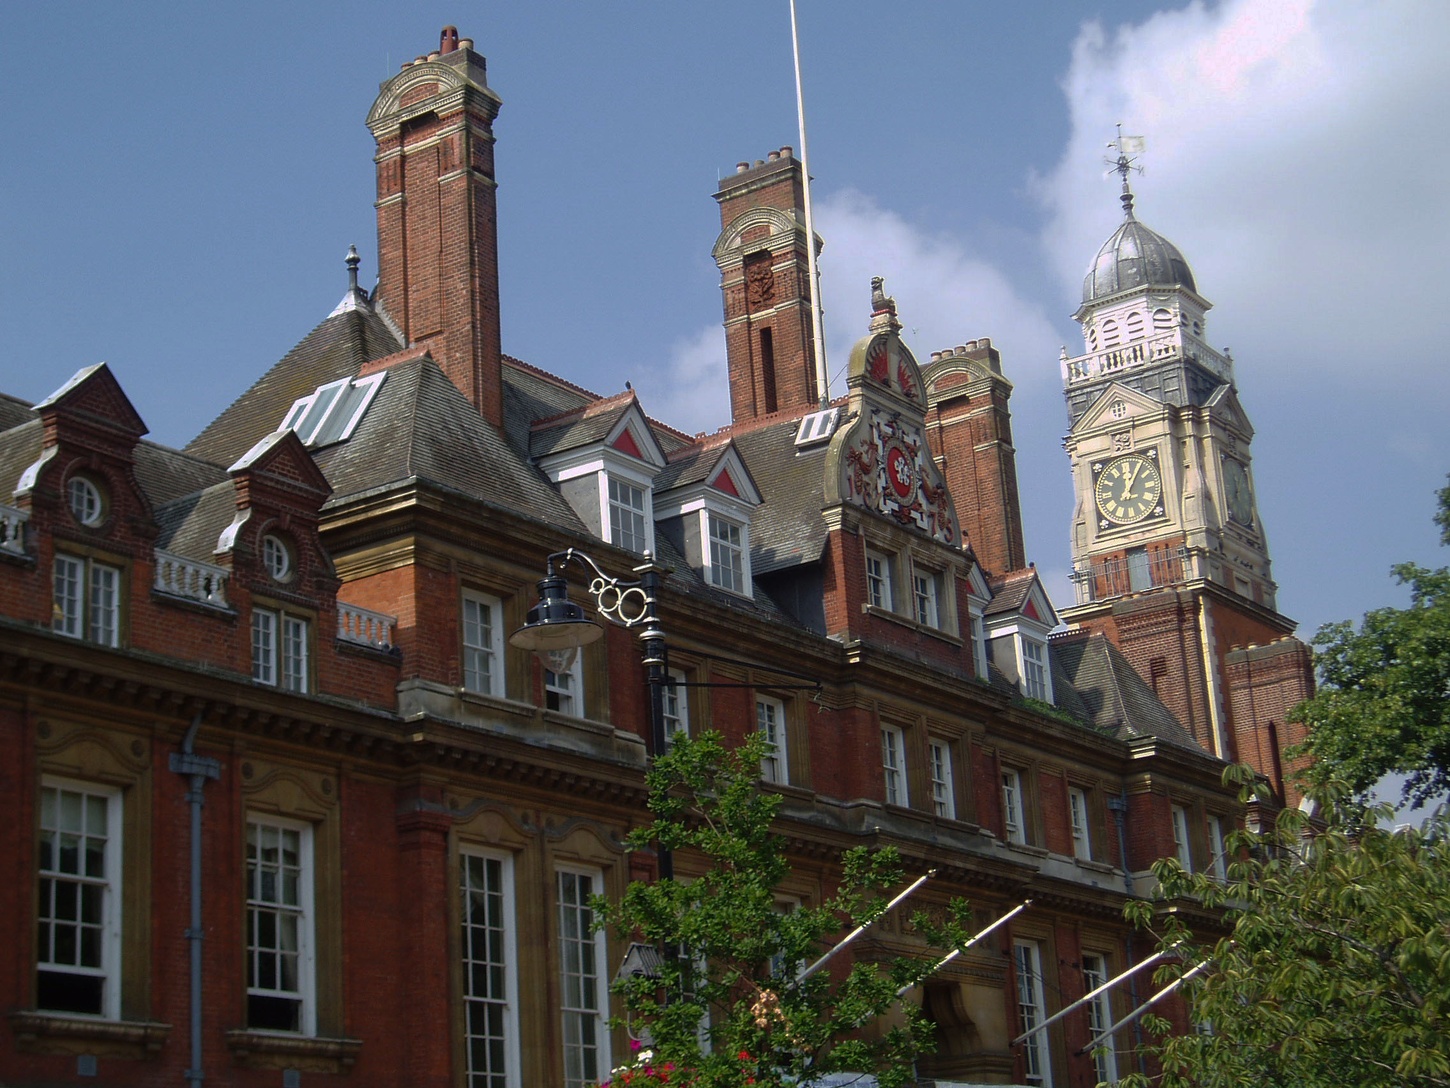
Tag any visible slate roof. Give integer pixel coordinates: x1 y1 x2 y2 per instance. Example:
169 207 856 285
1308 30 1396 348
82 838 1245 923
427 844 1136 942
1052 630 1199 749
154 482 237 560
529 391 637 460
654 434 736 493
728 418 832 574
0 393 34 433
186 304 403 467
984 568 1038 617
0 420 41 500
312 359 587 532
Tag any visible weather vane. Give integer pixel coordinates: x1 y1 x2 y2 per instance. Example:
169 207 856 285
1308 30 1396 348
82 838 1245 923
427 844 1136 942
1105 123 1145 217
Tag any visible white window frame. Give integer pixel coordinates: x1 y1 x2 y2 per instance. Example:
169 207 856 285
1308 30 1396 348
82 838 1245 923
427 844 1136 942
1069 787 1092 862
606 475 651 555
53 553 121 647
1020 635 1050 702
663 667 689 744
1208 814 1228 882
865 548 894 611
706 513 747 595
1001 768 1025 845
462 590 504 697
757 696 788 785
245 814 315 1035
37 778 122 1019
67 475 105 526
880 726 907 806
1081 952 1118 1085
461 849 520 1088
1014 939 1053 1087
928 740 956 819
968 608 989 679
252 607 310 693
544 650 584 717
557 867 610 1088
1171 804 1193 872
911 566 940 629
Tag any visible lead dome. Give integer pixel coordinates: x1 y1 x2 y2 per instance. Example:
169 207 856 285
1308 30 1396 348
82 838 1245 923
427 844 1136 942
1082 208 1196 304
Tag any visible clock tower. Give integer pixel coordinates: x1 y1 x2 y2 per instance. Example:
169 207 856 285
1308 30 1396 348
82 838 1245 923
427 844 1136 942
1059 148 1313 801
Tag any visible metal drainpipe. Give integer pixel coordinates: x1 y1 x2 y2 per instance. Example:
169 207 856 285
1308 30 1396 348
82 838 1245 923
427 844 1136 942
170 714 220 1088
1108 790 1148 1075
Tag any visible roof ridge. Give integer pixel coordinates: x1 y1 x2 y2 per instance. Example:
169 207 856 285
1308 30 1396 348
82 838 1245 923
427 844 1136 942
502 354 604 402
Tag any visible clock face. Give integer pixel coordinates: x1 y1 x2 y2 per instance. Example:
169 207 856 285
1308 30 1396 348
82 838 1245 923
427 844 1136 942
1094 453 1164 526
1223 458 1254 526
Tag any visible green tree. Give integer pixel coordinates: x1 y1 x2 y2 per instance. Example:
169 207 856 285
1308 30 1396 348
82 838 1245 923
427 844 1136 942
1122 770 1450 1088
1292 479 1450 808
597 730 970 1088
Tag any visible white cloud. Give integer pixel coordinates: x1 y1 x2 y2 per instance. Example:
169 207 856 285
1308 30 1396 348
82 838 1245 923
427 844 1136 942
814 190 1062 396
633 324 730 437
1036 0 1450 385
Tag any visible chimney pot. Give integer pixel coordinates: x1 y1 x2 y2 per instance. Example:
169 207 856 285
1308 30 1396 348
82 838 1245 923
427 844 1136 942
955 345 967 355
736 161 750 173
755 159 765 167
781 146 794 158
981 337 992 348
767 150 780 161
427 51 441 61
440 26 460 53
459 38 474 52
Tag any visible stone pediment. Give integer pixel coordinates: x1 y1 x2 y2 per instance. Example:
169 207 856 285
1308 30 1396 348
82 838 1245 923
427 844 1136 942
1070 381 1167 435
1204 384 1255 440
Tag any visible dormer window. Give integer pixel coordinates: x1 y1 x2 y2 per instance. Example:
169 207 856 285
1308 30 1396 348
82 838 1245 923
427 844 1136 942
67 475 106 527
1020 636 1050 701
707 514 746 593
535 402 666 558
607 477 650 554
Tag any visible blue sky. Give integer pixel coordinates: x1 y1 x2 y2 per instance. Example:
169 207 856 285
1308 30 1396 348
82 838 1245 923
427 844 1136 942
2 0 1447 647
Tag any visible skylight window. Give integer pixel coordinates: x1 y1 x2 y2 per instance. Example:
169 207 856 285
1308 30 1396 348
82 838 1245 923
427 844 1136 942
279 372 386 448
794 407 839 448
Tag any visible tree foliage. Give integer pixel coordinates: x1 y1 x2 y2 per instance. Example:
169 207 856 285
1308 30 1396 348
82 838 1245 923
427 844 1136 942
1291 479 1450 808
597 730 970 1088
1122 768 1450 1088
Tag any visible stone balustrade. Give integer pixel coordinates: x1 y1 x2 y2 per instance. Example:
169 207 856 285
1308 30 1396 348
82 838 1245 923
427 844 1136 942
154 550 231 608
0 504 28 556
338 603 396 650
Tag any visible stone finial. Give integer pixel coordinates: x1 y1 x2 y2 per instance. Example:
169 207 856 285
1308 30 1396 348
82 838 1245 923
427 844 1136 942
346 245 361 292
868 276 901 333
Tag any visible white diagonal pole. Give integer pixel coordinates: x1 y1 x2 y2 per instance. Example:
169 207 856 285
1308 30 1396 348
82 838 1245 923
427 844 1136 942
796 869 935 985
1012 949 1174 1046
897 899 1033 998
789 0 830 407
1080 958 1212 1053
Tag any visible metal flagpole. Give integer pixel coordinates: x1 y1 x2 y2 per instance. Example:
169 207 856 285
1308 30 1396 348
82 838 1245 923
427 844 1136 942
1080 958 1212 1054
1012 949 1175 1046
897 899 1033 998
789 0 830 408
795 869 936 985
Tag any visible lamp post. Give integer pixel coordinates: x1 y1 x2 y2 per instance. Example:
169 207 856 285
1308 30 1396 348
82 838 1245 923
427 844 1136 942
510 548 672 880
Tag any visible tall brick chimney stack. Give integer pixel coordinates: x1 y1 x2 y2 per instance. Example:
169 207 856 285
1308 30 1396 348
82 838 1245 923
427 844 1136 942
713 149 821 424
923 339 1026 577
366 28 505 426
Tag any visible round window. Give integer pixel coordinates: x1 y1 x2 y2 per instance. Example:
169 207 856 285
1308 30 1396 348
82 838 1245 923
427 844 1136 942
262 534 293 582
67 475 105 527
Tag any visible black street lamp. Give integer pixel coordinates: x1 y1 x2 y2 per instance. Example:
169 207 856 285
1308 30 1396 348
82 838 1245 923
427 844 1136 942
510 548 672 880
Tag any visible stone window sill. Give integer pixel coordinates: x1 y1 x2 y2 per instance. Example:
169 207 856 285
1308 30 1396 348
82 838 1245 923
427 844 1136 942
226 1028 362 1073
9 1010 170 1059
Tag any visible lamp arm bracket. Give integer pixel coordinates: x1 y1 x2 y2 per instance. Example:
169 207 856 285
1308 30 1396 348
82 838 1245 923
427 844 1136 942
548 548 658 631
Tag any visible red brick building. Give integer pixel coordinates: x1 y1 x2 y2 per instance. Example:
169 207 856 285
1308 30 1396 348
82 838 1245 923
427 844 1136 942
0 28 1276 1088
